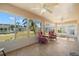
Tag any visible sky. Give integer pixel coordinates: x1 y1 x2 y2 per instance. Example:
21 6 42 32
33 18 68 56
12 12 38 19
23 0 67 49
0 12 24 25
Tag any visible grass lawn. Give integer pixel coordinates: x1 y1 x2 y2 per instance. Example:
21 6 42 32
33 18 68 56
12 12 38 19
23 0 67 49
0 31 35 42
16 31 28 39
0 34 15 42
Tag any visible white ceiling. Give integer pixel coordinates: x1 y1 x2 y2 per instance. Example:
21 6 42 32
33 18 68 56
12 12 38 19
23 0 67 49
10 3 79 24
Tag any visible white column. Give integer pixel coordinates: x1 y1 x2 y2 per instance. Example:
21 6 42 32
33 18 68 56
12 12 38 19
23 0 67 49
42 22 45 35
55 23 58 33
77 24 79 41
14 17 16 39
27 19 30 38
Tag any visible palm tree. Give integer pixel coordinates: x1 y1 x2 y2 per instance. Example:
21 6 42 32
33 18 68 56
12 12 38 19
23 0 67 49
29 20 37 34
22 18 27 28
22 18 28 31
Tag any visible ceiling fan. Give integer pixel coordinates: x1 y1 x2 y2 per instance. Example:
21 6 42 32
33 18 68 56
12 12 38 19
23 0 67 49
42 4 53 13
31 4 53 14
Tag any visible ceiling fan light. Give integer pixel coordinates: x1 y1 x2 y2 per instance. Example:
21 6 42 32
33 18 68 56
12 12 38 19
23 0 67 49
41 8 46 14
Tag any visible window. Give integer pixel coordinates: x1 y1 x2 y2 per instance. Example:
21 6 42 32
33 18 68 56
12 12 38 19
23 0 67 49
0 12 15 41
0 12 30 41
45 24 55 35
33 20 41 32
57 24 66 33
57 24 76 36
0 12 42 41
16 17 29 39
66 24 76 36
29 20 36 37
29 19 42 37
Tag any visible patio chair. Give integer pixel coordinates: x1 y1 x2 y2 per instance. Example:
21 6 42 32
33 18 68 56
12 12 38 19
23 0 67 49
37 31 48 44
48 31 57 40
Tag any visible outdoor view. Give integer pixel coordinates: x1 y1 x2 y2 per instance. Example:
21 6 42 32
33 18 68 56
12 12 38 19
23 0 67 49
0 12 42 42
57 24 76 36
15 17 29 39
45 24 55 35
0 12 15 42
29 19 42 37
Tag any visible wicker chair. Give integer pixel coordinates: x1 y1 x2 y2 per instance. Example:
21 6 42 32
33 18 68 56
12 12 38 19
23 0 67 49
49 31 57 40
37 31 48 44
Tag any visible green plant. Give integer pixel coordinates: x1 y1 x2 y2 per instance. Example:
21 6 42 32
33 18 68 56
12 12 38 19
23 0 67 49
29 20 36 34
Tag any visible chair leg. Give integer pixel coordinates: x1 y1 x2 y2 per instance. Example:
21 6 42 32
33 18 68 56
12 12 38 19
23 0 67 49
2 50 6 56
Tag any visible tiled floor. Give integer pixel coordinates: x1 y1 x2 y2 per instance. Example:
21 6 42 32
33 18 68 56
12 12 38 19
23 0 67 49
6 37 79 56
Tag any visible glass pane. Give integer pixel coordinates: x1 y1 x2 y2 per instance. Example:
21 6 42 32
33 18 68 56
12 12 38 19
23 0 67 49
0 12 15 42
33 20 42 36
29 20 36 37
34 20 41 32
57 24 65 33
16 17 29 39
45 24 55 35
66 24 76 35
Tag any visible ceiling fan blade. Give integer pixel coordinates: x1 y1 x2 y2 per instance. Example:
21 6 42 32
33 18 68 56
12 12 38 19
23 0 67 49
31 4 53 14
42 4 53 13
44 7 52 13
